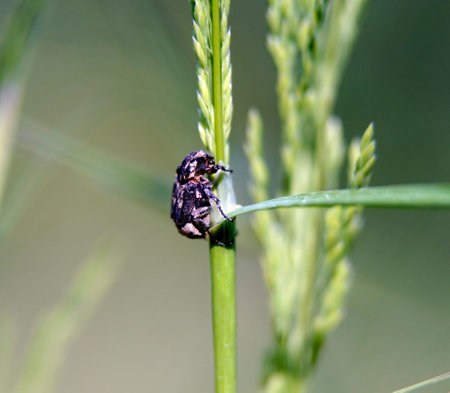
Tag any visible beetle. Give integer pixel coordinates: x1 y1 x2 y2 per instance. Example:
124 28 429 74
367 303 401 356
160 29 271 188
171 150 233 243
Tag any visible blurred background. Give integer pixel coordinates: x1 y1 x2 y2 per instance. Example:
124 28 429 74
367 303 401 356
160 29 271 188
0 0 449 392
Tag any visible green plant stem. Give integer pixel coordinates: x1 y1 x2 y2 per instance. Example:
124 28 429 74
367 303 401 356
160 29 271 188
209 1 236 392
211 0 224 163
209 221 236 393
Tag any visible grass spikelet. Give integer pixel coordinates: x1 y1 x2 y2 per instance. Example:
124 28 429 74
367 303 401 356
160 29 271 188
317 123 376 340
245 109 269 204
192 0 233 164
192 0 214 154
246 1 372 391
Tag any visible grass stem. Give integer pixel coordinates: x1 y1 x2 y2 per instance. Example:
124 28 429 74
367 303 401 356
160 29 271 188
208 0 236 391
209 221 236 393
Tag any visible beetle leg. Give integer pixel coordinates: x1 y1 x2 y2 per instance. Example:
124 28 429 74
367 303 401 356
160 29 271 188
191 217 210 238
193 206 210 217
204 188 234 222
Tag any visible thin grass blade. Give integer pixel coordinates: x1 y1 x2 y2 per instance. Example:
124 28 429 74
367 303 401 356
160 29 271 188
17 122 171 211
211 184 450 227
392 371 450 393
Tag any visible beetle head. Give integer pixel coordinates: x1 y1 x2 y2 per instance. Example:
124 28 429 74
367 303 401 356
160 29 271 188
176 150 216 182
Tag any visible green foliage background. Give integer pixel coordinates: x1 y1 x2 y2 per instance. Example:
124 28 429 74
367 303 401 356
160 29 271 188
0 0 448 392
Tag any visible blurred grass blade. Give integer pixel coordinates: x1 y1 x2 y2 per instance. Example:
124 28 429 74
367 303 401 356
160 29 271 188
392 371 450 393
0 84 22 207
0 316 17 393
0 0 53 209
0 0 53 83
212 184 450 226
17 120 171 211
12 246 120 393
